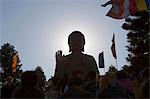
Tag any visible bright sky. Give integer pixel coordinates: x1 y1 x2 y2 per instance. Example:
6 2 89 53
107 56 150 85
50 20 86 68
1 0 128 80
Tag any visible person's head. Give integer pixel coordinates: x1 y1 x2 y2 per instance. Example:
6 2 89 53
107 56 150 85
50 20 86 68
21 71 38 87
140 68 149 80
69 69 85 87
68 31 85 53
105 72 117 84
99 76 109 91
6 76 14 84
71 68 85 81
116 70 127 80
138 67 149 84
99 72 117 91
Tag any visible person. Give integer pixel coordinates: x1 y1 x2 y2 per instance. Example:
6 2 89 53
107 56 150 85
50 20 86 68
83 71 97 97
96 72 135 98
133 67 149 98
116 70 134 92
45 77 60 99
54 31 99 84
58 69 94 98
11 71 44 98
57 73 68 93
1 76 16 99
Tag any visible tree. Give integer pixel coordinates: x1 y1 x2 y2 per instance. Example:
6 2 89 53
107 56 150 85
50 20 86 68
0 43 22 83
108 65 117 72
35 66 46 92
122 11 149 72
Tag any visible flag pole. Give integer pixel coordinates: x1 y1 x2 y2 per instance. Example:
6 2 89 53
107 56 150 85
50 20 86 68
115 58 118 70
104 67 106 74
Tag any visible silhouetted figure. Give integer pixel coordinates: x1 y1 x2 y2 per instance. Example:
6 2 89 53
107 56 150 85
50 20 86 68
58 69 93 98
83 71 97 97
12 71 44 98
54 31 99 85
1 76 16 99
134 68 150 98
57 73 68 93
96 72 135 98
116 70 134 92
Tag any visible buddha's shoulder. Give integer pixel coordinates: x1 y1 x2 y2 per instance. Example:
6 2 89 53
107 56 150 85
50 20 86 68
63 53 95 60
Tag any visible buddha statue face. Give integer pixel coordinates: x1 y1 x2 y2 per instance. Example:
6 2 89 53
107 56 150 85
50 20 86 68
68 31 85 53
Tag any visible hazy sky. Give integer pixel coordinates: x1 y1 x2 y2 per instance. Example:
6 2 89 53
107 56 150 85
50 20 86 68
1 0 128 80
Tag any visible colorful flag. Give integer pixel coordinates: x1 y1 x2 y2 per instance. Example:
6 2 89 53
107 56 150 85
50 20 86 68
99 52 105 68
12 53 18 72
111 34 117 59
102 0 149 19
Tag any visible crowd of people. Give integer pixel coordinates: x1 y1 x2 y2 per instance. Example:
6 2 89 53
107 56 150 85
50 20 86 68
1 67 149 98
1 31 149 98
45 67 149 98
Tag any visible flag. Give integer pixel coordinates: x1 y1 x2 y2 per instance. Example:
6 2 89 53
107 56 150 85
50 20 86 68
102 0 149 19
99 52 105 68
111 34 117 59
12 53 18 72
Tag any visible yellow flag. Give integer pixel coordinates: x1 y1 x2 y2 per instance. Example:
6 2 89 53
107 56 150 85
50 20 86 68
12 53 18 72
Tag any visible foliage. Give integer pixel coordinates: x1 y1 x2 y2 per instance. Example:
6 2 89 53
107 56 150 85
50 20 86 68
0 43 22 86
35 66 46 92
0 43 22 80
122 11 149 72
108 65 117 72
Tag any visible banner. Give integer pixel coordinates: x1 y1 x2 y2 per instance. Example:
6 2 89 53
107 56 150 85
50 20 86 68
99 52 105 68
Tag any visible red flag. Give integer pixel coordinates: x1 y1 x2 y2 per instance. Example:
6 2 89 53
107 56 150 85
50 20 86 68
102 0 149 19
111 34 117 59
107 0 128 19
12 53 18 72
